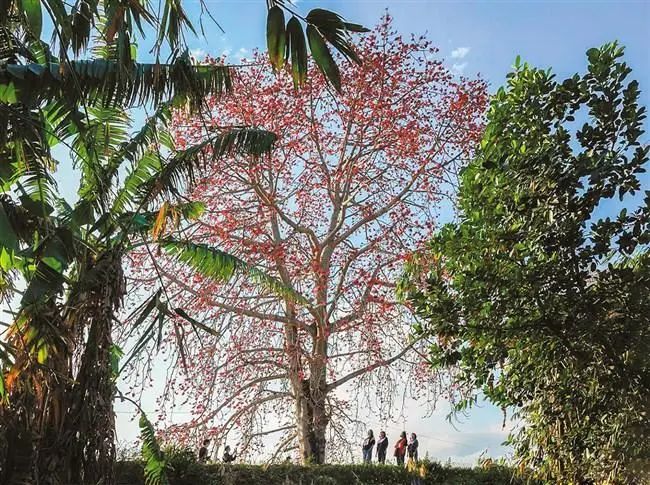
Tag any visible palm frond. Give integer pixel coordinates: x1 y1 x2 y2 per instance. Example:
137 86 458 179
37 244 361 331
0 57 233 110
161 239 309 304
38 0 191 67
0 104 58 216
88 104 175 215
71 106 131 206
117 287 217 374
116 128 276 212
156 0 196 54
118 291 163 374
265 4 368 91
78 103 173 211
70 0 100 55
306 9 367 65
111 150 163 215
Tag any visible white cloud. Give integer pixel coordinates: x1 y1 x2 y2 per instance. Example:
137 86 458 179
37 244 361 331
190 48 206 60
451 47 470 59
452 62 468 75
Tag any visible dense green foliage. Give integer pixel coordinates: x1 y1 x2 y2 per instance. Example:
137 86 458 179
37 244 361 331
400 43 650 484
115 460 533 485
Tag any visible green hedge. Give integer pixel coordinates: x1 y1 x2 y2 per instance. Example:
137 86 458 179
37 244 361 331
115 461 535 485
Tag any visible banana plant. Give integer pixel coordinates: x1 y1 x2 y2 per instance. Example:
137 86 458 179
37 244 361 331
0 95 280 485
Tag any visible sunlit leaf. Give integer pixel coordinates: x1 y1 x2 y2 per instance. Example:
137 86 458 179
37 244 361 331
20 0 43 39
286 17 307 89
306 24 341 93
266 6 286 71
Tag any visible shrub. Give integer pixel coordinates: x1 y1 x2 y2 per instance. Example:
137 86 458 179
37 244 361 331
164 446 199 480
115 460 536 485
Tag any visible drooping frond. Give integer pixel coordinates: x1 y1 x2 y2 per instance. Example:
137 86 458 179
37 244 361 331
0 58 233 110
161 239 309 304
114 128 277 213
306 9 368 65
118 286 222 375
265 3 368 91
16 0 196 68
0 104 58 215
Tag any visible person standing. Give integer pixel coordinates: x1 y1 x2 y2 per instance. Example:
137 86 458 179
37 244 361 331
222 445 237 463
394 431 407 466
362 429 375 464
406 434 420 484
407 433 419 463
376 431 388 464
198 438 211 463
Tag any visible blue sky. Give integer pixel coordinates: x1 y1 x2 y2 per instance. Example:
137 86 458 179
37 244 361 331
184 0 649 106
86 0 650 462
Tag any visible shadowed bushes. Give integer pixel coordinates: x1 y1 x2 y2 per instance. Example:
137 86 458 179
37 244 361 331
115 459 535 485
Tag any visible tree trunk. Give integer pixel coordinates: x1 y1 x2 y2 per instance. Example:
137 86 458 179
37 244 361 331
0 250 124 484
296 377 328 464
61 307 117 484
287 323 329 464
281 242 331 465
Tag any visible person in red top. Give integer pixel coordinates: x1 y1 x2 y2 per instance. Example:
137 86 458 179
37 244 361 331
393 431 407 466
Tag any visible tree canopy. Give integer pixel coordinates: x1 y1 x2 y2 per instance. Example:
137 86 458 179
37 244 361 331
125 16 487 464
400 43 649 483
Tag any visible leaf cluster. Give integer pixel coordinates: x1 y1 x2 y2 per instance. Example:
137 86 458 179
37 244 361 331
266 3 368 92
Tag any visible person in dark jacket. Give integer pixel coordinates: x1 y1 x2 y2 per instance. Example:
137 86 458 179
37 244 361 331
362 429 375 463
198 438 210 463
394 431 407 466
407 433 419 462
376 430 388 464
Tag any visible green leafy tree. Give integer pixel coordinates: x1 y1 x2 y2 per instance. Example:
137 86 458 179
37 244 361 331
400 43 650 484
0 0 365 483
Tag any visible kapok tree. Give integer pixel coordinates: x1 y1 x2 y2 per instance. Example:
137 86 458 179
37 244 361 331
127 16 487 463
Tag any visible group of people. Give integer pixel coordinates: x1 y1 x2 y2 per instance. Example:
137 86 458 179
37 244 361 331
361 430 418 466
198 439 237 464
197 431 419 467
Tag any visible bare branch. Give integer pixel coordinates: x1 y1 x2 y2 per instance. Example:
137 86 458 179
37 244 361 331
327 338 421 392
